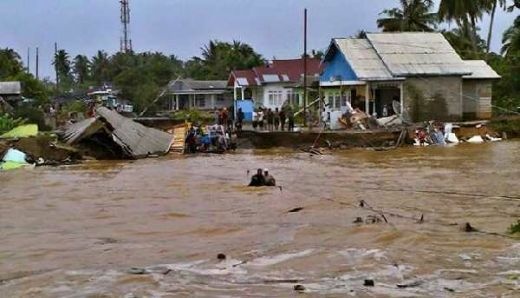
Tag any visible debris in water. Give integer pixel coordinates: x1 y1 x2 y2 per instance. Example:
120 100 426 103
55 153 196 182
363 279 375 286
464 222 478 232
353 217 364 223
127 267 147 275
418 214 424 223
359 200 365 207
397 280 422 288
293 284 306 292
288 207 304 213
217 253 226 260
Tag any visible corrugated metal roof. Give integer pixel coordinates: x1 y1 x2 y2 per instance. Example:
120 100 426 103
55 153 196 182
462 60 501 79
168 79 228 94
334 38 394 80
0 81 21 94
366 32 471 76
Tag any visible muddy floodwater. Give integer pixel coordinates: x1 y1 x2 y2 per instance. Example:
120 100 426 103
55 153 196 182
1 141 519 297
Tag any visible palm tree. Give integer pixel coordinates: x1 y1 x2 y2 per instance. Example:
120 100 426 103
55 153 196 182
501 16 520 56
53 49 72 89
485 0 506 53
73 55 90 85
91 50 110 84
438 0 491 52
377 0 437 32
443 23 486 59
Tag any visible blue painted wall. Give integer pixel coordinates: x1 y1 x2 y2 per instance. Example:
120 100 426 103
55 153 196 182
320 45 358 83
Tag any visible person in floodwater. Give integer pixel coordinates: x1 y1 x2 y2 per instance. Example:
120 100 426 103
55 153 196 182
263 168 276 186
248 168 265 187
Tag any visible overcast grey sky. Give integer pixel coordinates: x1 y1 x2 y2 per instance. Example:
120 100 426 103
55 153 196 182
1 0 517 80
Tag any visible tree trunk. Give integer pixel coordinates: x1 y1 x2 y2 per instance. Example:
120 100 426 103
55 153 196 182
486 1 497 54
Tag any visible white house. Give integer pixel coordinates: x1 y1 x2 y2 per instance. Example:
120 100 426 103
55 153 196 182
227 58 322 110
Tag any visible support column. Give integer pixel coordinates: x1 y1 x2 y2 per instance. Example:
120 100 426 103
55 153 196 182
400 82 404 115
234 87 237 101
241 87 245 100
175 95 179 111
372 87 376 117
211 94 216 108
365 83 370 114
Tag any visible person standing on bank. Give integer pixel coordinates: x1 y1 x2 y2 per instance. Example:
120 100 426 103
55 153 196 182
274 108 280 131
267 108 274 131
237 108 244 132
287 105 295 132
279 108 286 131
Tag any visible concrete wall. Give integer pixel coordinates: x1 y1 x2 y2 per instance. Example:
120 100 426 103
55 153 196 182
462 80 492 120
404 76 463 121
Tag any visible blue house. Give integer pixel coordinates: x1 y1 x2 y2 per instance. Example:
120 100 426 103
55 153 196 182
320 32 500 122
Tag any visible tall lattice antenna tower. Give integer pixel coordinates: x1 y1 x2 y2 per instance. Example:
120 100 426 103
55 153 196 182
120 0 132 53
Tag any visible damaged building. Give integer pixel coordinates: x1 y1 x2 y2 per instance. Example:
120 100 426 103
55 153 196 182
320 32 501 122
61 107 173 159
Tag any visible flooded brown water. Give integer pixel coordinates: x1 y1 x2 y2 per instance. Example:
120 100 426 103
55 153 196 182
1 141 519 297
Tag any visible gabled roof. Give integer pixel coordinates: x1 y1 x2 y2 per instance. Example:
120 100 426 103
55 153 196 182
0 81 21 95
228 58 322 87
168 79 229 94
365 32 471 76
333 38 393 80
462 60 501 79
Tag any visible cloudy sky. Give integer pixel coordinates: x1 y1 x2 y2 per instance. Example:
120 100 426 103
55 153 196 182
1 0 517 80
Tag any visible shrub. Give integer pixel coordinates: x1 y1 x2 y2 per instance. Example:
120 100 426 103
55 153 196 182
0 113 26 135
171 109 214 124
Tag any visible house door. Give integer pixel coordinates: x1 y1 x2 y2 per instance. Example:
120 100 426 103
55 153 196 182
375 87 400 117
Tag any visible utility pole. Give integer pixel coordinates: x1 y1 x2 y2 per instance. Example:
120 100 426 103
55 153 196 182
303 8 308 127
36 47 39 80
55 42 59 92
27 47 30 74
120 0 133 53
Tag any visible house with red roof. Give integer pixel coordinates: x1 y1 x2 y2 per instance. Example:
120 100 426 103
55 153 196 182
227 58 322 110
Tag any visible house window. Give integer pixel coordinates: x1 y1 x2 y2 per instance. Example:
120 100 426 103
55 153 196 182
287 91 300 106
195 95 205 107
268 90 283 106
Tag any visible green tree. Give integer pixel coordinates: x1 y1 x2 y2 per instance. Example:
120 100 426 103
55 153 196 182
377 0 437 32
501 16 520 56
0 48 24 78
438 0 491 51
485 0 507 54
53 49 72 90
186 40 264 80
443 22 487 59
0 48 49 104
72 55 91 85
91 50 110 84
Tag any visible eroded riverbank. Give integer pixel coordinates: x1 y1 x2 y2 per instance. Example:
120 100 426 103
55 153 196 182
1 141 519 297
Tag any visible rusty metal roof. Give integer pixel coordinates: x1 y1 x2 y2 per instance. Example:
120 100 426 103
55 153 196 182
366 32 471 76
462 60 501 79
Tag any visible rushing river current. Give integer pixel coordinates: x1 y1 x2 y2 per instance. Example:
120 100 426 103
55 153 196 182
1 141 519 297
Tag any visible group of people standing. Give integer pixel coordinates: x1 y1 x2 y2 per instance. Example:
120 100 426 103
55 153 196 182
214 107 245 132
252 105 295 132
